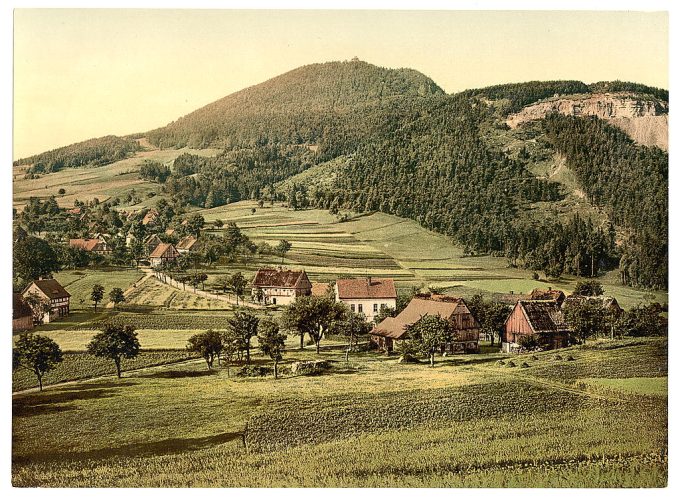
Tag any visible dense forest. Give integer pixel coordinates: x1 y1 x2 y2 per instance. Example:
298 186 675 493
145 59 444 151
14 135 141 175
542 114 668 289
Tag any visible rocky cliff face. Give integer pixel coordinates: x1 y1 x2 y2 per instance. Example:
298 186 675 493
507 93 668 150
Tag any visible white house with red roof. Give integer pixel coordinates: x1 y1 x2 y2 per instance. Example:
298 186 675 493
334 277 397 323
251 268 312 306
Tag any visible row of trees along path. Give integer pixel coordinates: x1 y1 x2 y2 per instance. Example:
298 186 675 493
153 269 264 309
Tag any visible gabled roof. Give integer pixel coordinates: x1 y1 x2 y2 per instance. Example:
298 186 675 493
144 233 161 245
24 279 71 299
562 294 623 313
13 293 33 319
149 242 178 258
176 235 198 250
336 278 397 299
142 209 159 225
517 300 570 333
69 238 103 252
252 268 312 289
371 295 466 340
530 288 566 304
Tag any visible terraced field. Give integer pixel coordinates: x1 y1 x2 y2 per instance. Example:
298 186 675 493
12 144 220 210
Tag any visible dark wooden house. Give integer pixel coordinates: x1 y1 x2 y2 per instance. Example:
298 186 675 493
502 300 571 353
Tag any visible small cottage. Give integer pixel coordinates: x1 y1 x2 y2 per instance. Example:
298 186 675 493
502 300 571 353
149 243 179 268
176 235 199 254
69 238 111 255
251 268 312 306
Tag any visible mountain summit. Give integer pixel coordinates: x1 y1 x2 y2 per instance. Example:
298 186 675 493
147 59 444 149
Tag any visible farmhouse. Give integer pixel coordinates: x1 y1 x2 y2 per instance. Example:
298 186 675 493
144 234 163 255
176 235 199 254
149 243 179 268
251 268 312 306
22 278 71 324
502 300 571 353
370 294 480 353
142 209 159 226
12 293 34 331
69 238 111 255
335 277 397 322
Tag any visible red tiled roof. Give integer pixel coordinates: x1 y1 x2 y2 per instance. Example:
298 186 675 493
149 243 178 258
336 278 397 300
142 209 159 225
24 279 71 300
176 235 198 250
69 238 102 252
252 268 311 289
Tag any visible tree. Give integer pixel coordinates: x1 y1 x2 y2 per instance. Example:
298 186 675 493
616 304 667 338
130 238 146 268
213 219 224 230
229 272 247 305
338 309 371 354
282 296 345 353
187 330 224 369
109 287 125 308
563 299 605 344
227 312 260 364
186 214 205 237
275 239 292 264
467 295 511 347
573 280 605 297
87 323 140 378
221 333 240 376
13 233 60 283
406 314 452 367
91 284 105 312
23 291 51 325
13 333 63 391
257 318 286 378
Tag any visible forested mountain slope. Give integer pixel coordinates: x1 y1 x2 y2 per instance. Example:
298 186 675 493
14 61 668 289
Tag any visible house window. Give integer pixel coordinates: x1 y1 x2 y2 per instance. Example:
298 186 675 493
351 304 355 312
358 304 363 313
273 298 277 305
373 303 378 312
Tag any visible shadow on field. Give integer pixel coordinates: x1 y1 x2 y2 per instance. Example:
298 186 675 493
13 431 243 464
13 382 136 418
137 369 217 379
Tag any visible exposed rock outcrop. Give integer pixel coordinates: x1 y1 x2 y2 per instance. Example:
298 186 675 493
507 93 668 150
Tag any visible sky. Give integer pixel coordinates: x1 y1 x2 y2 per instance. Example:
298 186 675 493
13 8 668 159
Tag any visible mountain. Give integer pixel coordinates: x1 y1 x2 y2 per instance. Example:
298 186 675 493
146 59 445 151
14 61 669 289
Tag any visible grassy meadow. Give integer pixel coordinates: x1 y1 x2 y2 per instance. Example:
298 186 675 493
12 338 667 487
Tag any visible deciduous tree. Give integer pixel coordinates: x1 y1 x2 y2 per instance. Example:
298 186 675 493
87 323 140 378
13 333 63 391
257 318 286 378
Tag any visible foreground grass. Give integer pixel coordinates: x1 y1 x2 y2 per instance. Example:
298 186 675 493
12 338 668 487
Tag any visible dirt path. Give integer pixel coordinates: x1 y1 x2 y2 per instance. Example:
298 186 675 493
154 271 265 309
104 267 154 308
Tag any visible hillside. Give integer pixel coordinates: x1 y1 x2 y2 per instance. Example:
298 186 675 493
13 62 669 289
145 59 445 152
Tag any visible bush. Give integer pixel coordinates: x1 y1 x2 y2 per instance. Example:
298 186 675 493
290 360 331 376
235 365 271 377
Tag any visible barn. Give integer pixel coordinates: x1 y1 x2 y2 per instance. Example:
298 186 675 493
502 300 571 353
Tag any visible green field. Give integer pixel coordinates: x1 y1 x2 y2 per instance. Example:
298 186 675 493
12 338 667 487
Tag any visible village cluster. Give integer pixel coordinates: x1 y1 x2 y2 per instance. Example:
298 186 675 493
13 229 624 355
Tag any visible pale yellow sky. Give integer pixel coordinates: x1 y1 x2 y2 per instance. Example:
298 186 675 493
13 9 668 159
